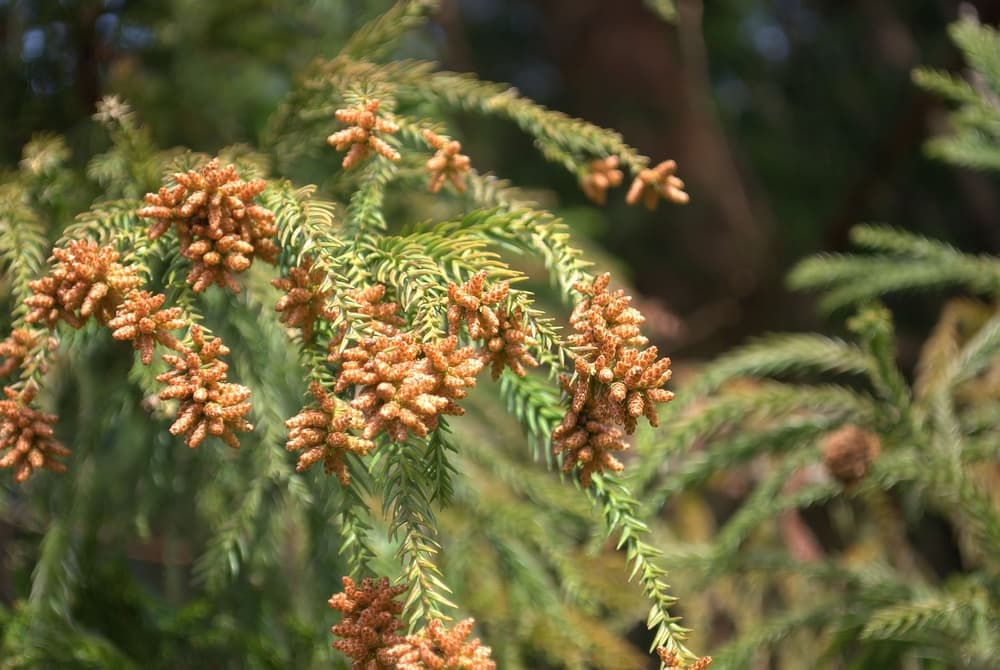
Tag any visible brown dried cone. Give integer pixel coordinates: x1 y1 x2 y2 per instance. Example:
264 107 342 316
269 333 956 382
822 425 881 487
0 384 69 483
481 309 539 380
285 381 375 485
0 329 38 377
423 130 471 193
335 333 483 442
657 648 713 670
156 325 252 449
327 100 401 170
580 156 624 206
567 273 674 433
272 255 339 342
625 159 689 210
328 576 407 670
552 377 628 487
108 290 186 365
446 271 508 339
137 158 278 292
389 618 496 670
25 240 142 328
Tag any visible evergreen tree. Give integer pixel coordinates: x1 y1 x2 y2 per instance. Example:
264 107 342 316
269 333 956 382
0 2 700 668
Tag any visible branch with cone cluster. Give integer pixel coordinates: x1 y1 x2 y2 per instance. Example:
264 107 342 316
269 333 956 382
2 54 698 666
328 99 402 170
327 575 496 670
554 273 675 485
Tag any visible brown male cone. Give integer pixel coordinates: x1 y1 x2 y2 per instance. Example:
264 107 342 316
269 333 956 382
138 158 278 292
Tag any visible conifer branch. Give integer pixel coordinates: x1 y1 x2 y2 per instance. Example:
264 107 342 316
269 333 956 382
345 155 396 235
947 311 1000 390
872 452 1000 572
498 371 564 465
28 517 78 618
336 462 380 579
88 97 165 198
645 420 840 513
463 389 592 519
375 438 457 627
424 423 457 505
914 15 1000 170
861 586 980 641
686 334 873 395
448 470 616 663
635 382 879 492
59 200 162 282
339 0 440 62
354 222 564 371
590 475 695 663
788 225 1000 311
0 192 48 320
455 459 601 612
848 303 912 411
263 180 363 335
435 202 594 303
0 4 707 664
398 72 651 175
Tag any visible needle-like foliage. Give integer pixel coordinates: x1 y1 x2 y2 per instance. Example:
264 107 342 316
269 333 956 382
0 2 701 668
636 15 1000 668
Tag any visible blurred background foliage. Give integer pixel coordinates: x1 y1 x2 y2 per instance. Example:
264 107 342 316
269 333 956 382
2 1 1000 669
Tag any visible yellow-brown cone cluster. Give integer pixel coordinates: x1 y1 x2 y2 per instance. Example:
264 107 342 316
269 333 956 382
327 100 401 170
389 618 496 670
482 309 539 380
272 255 339 342
0 384 69 483
285 382 374 485
446 271 508 340
346 284 407 337
325 284 407 364
822 425 881 487
25 240 141 328
327 576 495 670
156 325 252 449
424 130 471 193
446 271 539 380
108 290 186 365
657 648 713 670
554 273 674 484
286 284 486 483
0 329 38 378
137 158 278 292
626 159 689 210
335 332 482 442
328 576 407 670
552 377 628 487
580 156 624 206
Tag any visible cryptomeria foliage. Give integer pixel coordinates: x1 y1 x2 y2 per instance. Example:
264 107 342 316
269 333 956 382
0 2 704 669
912 14 1000 172
633 15 1000 670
